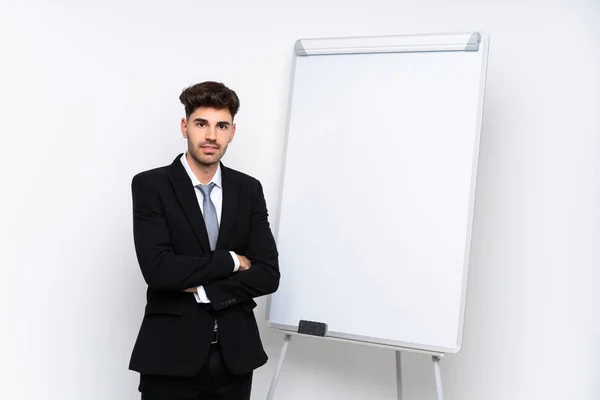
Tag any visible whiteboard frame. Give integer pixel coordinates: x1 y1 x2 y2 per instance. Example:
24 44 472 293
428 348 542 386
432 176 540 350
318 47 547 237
266 32 490 355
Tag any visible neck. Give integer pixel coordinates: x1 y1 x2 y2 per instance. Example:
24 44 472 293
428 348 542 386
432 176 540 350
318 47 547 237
186 152 218 184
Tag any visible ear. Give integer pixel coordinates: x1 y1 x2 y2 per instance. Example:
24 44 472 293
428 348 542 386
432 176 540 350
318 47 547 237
180 118 188 138
229 123 236 143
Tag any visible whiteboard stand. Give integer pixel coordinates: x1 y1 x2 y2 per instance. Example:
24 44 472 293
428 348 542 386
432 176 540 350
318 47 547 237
433 355 444 400
396 352 444 400
266 334 292 400
395 351 403 400
266 332 446 400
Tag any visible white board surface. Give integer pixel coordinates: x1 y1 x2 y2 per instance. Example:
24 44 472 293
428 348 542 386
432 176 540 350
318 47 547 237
267 32 489 354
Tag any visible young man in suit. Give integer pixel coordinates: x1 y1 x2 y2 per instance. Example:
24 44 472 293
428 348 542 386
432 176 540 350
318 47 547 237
129 81 280 399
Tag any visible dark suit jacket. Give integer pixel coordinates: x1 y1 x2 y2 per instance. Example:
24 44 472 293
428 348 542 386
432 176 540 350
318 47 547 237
128 154 280 377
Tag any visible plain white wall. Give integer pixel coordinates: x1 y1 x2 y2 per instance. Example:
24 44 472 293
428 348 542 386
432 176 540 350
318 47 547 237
1 0 599 399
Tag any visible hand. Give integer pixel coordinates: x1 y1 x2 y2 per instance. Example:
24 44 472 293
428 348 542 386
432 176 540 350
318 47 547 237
236 254 251 271
183 287 197 293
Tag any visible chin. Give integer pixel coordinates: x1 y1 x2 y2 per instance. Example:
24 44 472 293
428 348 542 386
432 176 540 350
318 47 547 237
189 151 217 166
199 156 220 166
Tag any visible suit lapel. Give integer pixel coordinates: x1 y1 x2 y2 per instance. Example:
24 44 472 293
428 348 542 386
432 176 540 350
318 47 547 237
216 164 240 250
169 156 211 253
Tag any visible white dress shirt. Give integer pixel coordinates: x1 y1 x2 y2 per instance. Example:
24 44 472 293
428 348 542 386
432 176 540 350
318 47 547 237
179 153 240 304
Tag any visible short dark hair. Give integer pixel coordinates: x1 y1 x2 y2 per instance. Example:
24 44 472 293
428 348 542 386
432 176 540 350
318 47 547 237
179 81 240 120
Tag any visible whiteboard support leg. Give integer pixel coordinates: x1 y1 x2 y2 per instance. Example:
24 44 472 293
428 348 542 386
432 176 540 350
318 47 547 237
395 351 403 400
266 334 292 400
433 356 444 400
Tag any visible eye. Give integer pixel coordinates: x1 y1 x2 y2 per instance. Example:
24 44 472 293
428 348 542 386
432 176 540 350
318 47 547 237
196 122 206 128
217 124 228 130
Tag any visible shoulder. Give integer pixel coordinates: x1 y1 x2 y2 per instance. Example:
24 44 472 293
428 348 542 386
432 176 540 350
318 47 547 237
222 164 261 187
133 166 169 183
221 164 268 202
131 162 173 190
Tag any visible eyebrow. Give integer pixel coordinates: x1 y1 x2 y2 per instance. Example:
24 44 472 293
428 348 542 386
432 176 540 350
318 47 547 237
192 118 231 126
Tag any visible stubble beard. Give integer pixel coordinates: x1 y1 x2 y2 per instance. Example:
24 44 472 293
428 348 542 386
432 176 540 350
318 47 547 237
188 140 229 167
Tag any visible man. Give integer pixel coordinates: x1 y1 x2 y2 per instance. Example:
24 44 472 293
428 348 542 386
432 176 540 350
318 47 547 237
129 81 280 399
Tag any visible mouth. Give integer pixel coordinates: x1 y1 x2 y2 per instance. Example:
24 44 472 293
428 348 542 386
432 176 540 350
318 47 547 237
201 145 219 154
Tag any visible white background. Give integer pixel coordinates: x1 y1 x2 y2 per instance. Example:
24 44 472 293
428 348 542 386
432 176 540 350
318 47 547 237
1 0 599 399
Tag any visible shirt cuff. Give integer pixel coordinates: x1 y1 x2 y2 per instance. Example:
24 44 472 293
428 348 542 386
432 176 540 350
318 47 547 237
230 251 240 272
194 286 211 303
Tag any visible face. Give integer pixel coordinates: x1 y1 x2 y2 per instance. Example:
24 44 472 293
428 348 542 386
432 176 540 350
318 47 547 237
181 107 236 167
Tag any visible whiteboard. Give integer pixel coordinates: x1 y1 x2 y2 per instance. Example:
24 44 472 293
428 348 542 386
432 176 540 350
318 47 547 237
267 32 489 354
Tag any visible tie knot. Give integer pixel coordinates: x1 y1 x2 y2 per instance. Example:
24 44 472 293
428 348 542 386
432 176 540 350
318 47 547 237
197 182 216 197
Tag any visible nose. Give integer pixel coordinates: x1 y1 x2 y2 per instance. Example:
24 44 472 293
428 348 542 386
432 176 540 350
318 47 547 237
205 126 217 141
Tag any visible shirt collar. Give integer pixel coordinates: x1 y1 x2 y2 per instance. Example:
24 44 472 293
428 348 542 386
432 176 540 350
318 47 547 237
180 153 222 188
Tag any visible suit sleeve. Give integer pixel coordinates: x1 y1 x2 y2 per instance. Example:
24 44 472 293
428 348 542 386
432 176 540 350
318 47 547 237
131 174 234 291
204 180 280 311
